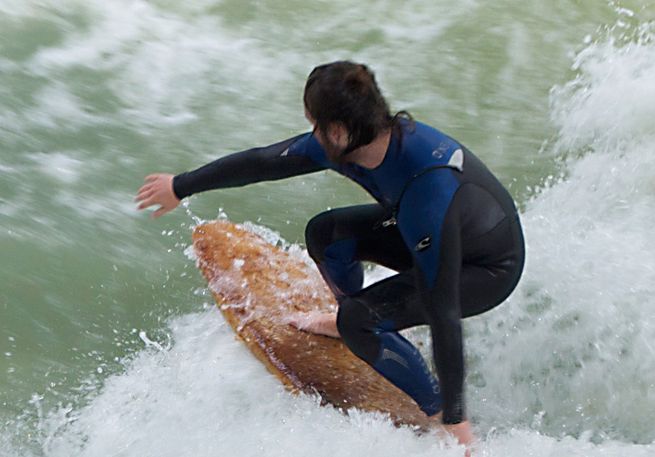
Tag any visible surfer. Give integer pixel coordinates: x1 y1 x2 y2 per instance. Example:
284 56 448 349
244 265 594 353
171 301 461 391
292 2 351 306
136 61 525 451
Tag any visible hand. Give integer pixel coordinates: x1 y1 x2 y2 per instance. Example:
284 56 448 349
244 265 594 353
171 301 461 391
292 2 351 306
135 173 180 219
286 311 340 339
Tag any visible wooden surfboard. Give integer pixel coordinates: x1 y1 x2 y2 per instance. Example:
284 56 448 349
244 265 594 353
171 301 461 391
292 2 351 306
192 219 433 429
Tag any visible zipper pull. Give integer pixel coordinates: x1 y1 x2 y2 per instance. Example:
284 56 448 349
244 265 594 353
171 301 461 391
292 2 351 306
381 216 397 227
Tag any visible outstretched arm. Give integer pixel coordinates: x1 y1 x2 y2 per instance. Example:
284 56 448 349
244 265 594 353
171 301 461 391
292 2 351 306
172 133 325 199
135 133 327 218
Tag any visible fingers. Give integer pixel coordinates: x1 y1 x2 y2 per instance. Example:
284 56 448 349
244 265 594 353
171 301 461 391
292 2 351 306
136 174 161 195
283 312 306 329
136 182 153 195
137 196 157 210
151 207 168 219
135 188 155 203
285 312 340 338
135 177 161 203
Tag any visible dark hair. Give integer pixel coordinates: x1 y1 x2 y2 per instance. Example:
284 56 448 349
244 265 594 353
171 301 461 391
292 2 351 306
304 61 409 156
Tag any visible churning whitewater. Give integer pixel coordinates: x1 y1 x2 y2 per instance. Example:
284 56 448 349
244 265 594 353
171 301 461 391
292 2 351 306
1 1 654 456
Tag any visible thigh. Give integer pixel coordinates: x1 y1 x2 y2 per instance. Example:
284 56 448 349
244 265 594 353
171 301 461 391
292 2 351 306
350 270 427 331
459 262 521 317
305 204 413 272
351 261 521 329
460 219 526 317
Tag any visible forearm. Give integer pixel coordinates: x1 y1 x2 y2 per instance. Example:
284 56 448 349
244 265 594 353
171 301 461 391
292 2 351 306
430 303 465 424
172 134 324 199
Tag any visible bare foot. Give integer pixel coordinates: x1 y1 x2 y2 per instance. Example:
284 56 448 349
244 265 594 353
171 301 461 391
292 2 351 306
428 413 475 456
286 311 340 338
442 421 474 456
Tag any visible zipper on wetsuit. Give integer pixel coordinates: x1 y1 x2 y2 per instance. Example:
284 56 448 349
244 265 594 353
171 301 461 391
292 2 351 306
381 216 397 227
373 164 455 230
373 213 397 230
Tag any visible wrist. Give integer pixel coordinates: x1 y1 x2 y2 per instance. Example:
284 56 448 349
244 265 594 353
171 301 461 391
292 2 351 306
310 313 340 338
172 173 188 200
442 398 465 424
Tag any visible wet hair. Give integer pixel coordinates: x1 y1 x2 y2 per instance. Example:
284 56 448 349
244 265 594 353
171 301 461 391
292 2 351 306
303 61 411 156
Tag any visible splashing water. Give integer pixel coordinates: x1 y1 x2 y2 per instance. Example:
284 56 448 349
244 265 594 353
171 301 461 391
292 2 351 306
2 2 655 457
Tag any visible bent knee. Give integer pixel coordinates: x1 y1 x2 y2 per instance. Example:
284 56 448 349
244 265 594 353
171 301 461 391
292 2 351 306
304 210 335 262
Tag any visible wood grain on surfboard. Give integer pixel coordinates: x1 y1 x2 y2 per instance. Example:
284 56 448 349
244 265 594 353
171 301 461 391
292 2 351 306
192 219 433 429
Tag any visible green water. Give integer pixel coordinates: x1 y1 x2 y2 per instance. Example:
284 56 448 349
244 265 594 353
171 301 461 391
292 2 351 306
1 0 654 452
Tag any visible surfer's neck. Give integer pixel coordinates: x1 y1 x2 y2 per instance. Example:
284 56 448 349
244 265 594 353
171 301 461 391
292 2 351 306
345 130 391 170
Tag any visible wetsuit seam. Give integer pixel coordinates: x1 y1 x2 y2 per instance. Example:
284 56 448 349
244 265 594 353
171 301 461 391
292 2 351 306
462 215 508 243
456 182 510 243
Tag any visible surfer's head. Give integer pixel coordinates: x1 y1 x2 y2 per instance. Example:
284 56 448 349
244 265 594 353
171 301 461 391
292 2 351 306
303 61 393 163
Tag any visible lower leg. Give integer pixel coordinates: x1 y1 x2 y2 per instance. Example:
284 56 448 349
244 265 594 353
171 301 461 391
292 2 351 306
336 296 443 417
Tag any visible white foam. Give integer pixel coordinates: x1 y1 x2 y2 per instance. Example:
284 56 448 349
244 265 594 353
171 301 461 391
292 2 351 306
32 311 459 457
25 0 299 134
464 19 655 443
550 23 655 153
28 151 84 184
53 190 141 226
24 82 101 131
0 81 102 140
18 309 652 457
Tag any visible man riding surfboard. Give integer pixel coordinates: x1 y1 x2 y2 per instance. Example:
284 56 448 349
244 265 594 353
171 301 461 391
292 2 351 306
136 61 525 453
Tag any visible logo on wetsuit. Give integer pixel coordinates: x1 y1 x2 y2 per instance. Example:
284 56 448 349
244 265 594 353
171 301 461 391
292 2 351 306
431 141 450 159
415 236 432 252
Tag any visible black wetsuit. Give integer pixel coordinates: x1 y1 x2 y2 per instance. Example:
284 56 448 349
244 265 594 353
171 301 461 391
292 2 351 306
173 119 525 424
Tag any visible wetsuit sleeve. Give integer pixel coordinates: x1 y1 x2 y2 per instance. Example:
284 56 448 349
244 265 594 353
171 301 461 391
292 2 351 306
172 133 327 199
397 170 465 424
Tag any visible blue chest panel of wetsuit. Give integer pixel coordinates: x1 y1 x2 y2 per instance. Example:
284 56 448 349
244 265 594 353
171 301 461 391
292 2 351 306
288 121 462 205
287 120 464 286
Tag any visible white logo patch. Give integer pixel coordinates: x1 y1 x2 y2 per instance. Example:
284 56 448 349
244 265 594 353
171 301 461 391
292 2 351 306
448 148 464 171
381 348 410 369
